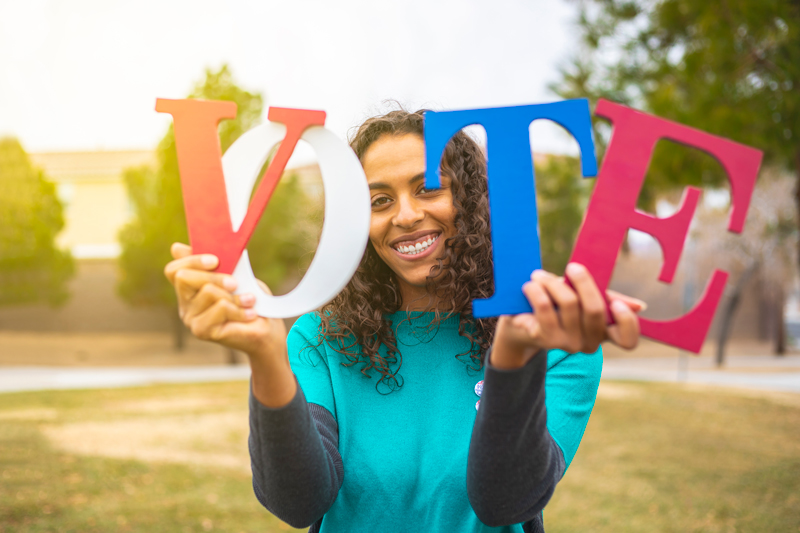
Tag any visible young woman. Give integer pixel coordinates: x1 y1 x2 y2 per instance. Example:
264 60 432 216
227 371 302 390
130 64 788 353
164 109 642 533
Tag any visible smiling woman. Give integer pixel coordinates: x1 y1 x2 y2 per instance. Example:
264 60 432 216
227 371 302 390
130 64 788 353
365 136 456 286
163 107 643 533
319 111 496 388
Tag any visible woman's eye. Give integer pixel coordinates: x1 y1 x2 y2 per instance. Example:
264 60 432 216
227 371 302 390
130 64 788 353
371 196 390 207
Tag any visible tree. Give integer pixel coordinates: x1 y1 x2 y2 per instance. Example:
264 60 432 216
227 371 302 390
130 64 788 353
118 65 320 350
536 156 593 275
554 0 800 353
0 138 74 307
554 0 799 211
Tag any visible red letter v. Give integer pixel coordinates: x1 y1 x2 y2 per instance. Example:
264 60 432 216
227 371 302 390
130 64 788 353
155 99 325 273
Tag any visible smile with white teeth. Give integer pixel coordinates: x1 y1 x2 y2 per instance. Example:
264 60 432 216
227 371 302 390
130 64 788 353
393 234 439 256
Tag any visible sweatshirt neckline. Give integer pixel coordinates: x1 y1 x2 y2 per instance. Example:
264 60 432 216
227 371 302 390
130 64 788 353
386 310 462 329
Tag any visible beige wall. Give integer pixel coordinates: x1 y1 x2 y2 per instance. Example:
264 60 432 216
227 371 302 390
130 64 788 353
55 179 130 257
0 259 172 332
609 250 767 342
30 150 154 259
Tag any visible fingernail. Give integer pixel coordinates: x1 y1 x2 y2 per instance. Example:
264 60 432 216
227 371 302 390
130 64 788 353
222 277 237 291
531 269 544 280
240 293 255 306
201 255 218 267
613 297 647 312
565 263 584 277
244 309 257 319
611 300 628 313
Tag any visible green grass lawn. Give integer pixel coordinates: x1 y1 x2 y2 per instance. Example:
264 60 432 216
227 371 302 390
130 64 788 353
547 382 800 532
1 380 798 532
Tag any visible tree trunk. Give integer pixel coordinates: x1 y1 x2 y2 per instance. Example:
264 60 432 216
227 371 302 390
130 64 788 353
794 150 800 274
774 288 787 356
621 229 631 255
716 261 758 367
172 307 186 351
757 278 770 341
792 151 800 354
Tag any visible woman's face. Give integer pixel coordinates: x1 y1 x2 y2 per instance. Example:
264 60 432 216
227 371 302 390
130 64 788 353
361 133 457 305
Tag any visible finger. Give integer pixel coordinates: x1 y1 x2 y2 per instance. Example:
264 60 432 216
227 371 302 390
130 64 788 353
564 262 606 350
510 313 541 339
183 283 236 324
606 290 647 313
189 299 258 342
236 292 257 308
607 299 640 349
256 279 273 296
522 280 560 337
170 242 193 260
164 253 220 284
532 270 580 339
173 268 237 304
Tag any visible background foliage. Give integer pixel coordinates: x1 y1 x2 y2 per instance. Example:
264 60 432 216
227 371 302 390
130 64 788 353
536 156 593 275
0 138 74 306
554 0 800 211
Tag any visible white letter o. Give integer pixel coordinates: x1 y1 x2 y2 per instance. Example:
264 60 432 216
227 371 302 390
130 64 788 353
221 122 370 318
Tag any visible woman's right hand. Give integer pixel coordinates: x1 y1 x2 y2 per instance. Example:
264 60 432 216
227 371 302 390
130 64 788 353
164 242 296 407
163 242 287 356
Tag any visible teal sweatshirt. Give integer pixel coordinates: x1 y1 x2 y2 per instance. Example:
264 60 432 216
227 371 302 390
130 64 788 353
277 310 602 532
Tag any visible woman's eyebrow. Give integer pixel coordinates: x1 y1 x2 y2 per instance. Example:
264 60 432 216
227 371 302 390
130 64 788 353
408 173 425 185
368 173 427 190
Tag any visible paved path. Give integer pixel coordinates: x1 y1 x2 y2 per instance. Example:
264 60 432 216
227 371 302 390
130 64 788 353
0 365 252 394
1 354 799 394
602 354 800 393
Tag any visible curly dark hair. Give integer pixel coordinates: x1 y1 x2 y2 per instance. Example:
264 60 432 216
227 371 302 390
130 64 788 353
316 108 497 392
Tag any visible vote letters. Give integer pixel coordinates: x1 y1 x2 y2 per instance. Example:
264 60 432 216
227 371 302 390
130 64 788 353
160 97 762 351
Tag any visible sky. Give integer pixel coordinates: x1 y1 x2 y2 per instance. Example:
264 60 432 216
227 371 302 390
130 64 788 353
0 0 583 160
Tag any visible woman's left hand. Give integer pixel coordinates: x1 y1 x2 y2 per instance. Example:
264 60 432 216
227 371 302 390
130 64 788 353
491 262 643 370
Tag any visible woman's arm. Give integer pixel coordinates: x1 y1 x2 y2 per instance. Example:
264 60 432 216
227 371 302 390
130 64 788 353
247 318 345 529
249 385 343 529
164 243 343 527
467 349 563 528
467 263 640 528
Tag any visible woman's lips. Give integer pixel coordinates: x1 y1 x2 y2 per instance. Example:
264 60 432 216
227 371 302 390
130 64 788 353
392 234 441 261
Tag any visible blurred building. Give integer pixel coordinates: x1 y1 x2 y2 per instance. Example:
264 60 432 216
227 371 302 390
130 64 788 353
0 150 168 332
0 150 322 333
29 150 155 259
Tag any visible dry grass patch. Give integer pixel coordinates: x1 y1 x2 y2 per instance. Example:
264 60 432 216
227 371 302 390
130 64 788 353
547 380 800 532
0 407 59 421
0 381 300 532
43 411 250 473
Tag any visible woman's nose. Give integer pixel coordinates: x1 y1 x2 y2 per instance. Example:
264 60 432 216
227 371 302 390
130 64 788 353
392 196 424 228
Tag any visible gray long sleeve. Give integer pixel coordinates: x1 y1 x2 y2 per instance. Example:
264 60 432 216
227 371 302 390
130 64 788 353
467 350 565 533
249 351 563 532
248 382 343 530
